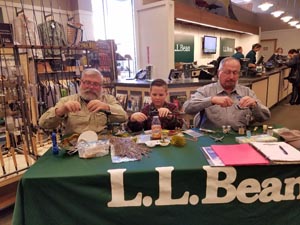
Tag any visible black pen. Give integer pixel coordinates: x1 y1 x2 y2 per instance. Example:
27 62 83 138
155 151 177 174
262 143 288 155
279 145 288 155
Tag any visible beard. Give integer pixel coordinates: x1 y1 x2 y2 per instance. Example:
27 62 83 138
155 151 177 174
79 88 101 101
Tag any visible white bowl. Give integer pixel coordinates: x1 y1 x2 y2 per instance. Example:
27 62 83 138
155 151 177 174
159 139 170 146
145 140 159 147
77 131 98 143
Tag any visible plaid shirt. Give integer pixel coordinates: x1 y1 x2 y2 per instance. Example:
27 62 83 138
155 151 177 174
127 102 183 132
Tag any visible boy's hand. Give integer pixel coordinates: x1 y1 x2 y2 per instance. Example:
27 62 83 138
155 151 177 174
130 112 148 122
158 108 171 117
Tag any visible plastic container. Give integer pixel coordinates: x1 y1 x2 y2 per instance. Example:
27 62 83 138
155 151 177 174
52 132 59 155
267 126 274 136
151 116 162 140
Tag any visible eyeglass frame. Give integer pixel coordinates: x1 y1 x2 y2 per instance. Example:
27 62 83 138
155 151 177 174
219 69 241 76
80 80 102 88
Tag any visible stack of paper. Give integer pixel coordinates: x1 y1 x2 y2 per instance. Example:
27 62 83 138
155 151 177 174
210 144 270 166
135 134 151 144
250 142 300 164
235 134 278 143
201 147 224 166
183 129 203 138
272 127 290 136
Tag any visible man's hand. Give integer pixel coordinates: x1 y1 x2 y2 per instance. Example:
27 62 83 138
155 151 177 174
87 100 110 113
248 63 256 68
238 96 257 108
55 101 81 117
130 112 148 123
211 96 234 107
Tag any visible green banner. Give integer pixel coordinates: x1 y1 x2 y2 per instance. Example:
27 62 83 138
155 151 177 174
174 34 194 63
13 132 300 225
220 38 235 56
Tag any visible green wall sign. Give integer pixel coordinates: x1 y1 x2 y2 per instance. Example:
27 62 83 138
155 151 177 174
174 34 194 63
220 38 235 56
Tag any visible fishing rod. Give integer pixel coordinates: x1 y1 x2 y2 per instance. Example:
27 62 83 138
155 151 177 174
0 43 19 172
57 0 74 97
11 37 36 161
17 0 40 134
0 49 7 175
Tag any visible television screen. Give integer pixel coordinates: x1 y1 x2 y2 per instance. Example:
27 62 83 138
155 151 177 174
203 36 217 54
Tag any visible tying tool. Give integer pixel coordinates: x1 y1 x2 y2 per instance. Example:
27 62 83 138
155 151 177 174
209 135 224 142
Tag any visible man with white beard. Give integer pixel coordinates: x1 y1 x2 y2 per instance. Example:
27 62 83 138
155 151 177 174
39 68 127 135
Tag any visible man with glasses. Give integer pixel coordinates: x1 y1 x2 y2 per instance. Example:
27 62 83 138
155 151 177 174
183 57 270 130
39 68 127 135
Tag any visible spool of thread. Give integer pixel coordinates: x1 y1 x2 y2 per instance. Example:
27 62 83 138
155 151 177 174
263 124 268 134
238 126 245 135
246 130 251 138
267 126 273 136
51 132 59 155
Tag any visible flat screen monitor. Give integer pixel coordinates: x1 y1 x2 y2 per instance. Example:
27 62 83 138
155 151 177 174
203 36 217 54
267 54 287 63
256 56 264 65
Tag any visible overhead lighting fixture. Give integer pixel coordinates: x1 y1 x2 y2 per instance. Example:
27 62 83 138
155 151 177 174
258 2 273 11
175 18 254 35
288 20 299 26
281 16 293 22
271 10 285 17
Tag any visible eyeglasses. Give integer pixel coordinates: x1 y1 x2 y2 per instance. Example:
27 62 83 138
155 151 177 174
81 80 102 88
220 70 240 76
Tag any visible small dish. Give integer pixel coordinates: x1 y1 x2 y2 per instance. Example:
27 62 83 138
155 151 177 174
160 139 170 146
145 140 158 147
145 139 170 147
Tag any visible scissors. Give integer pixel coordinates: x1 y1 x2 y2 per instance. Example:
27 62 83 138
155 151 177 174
209 135 224 142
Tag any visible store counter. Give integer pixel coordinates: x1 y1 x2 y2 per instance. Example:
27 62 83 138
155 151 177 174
115 66 291 108
12 132 300 225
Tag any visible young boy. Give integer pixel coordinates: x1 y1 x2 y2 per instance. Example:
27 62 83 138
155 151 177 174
127 79 183 132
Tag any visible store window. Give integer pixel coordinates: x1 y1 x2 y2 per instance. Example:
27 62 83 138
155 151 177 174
92 0 136 78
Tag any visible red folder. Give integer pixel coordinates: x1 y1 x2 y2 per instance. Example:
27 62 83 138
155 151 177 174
211 144 270 166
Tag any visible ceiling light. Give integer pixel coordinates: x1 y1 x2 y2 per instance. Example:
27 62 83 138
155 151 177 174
271 10 285 17
281 16 293 22
288 20 299 26
296 24 300 29
231 0 251 3
258 2 274 11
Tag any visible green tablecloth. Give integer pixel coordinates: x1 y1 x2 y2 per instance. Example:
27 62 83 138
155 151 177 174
12 133 300 225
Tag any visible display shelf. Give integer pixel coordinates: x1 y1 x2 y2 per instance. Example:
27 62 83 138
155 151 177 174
92 40 117 82
0 45 37 210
